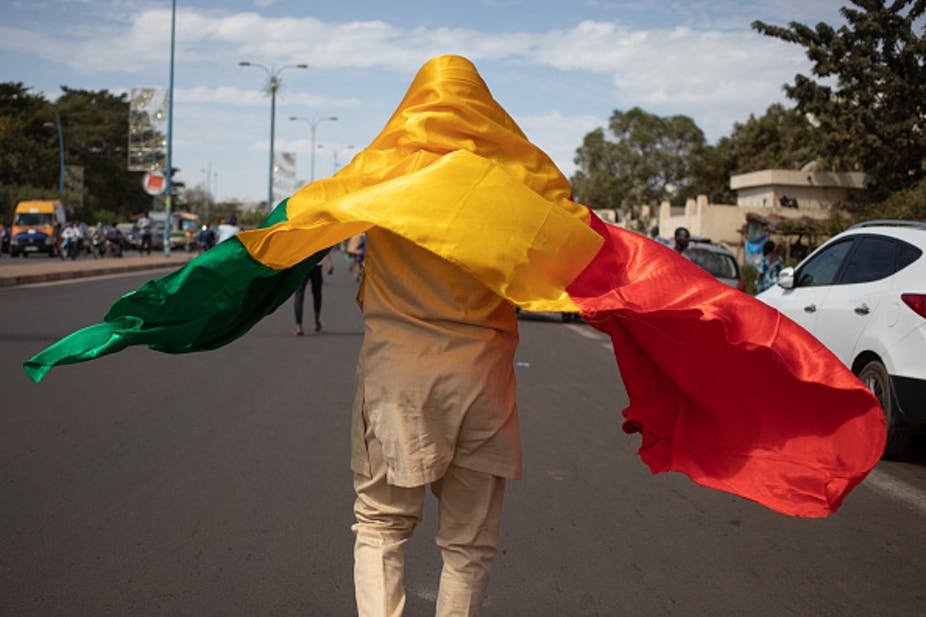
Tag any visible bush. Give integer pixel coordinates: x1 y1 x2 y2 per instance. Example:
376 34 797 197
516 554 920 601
857 178 926 222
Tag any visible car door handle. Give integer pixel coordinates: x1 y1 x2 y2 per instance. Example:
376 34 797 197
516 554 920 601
854 304 870 316
803 304 816 313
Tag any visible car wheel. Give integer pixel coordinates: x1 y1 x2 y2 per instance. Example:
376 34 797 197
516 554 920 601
858 359 910 459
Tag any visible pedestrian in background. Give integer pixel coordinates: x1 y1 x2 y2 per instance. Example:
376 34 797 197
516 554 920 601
216 215 240 244
137 211 152 256
756 240 784 293
672 226 693 259
293 252 334 335
650 225 671 246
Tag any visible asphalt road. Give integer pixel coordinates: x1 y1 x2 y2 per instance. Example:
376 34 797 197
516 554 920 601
1 264 925 616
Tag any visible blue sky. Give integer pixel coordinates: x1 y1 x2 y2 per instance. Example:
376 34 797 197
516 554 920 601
0 0 847 205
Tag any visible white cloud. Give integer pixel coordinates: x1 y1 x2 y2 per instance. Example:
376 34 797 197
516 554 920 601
0 5 822 199
175 85 361 110
518 111 606 177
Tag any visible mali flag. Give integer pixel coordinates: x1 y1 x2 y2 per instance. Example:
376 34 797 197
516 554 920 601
23 55 884 518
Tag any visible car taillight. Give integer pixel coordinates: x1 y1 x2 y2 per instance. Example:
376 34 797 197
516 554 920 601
901 293 926 319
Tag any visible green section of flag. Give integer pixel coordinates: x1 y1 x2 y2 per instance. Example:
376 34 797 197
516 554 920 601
23 199 325 383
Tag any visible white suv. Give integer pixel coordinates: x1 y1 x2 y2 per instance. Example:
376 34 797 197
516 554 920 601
757 221 926 458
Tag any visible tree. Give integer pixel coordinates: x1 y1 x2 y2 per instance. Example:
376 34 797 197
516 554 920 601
862 175 926 220
753 0 926 199
571 107 706 223
690 104 820 203
0 83 58 223
55 87 149 221
570 128 624 212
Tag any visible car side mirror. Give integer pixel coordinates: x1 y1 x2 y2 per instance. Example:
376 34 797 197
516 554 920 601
778 267 795 289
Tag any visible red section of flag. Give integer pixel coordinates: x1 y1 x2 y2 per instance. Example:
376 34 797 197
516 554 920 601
567 211 885 517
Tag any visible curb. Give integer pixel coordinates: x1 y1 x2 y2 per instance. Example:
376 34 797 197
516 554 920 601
0 259 192 288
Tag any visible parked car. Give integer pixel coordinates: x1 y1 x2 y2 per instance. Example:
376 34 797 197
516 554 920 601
685 238 745 290
170 230 188 251
756 220 926 457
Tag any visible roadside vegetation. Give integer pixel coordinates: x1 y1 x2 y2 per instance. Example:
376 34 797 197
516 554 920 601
571 0 926 230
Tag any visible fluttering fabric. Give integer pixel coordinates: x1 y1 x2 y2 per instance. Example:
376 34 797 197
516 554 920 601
24 55 884 518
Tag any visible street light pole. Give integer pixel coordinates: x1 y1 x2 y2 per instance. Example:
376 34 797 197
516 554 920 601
317 144 356 176
164 0 176 257
289 115 337 183
239 60 308 213
201 161 212 225
54 111 64 202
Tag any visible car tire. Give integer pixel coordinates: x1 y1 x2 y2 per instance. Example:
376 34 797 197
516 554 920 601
858 359 910 459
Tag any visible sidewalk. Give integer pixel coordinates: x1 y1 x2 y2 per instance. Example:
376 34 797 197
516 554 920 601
0 251 196 287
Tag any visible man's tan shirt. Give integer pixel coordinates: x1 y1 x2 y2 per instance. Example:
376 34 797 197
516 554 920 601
351 227 522 487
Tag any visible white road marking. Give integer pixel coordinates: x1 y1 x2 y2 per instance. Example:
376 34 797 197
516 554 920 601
565 323 605 340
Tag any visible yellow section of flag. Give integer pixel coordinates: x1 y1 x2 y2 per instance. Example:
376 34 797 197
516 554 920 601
236 55 603 312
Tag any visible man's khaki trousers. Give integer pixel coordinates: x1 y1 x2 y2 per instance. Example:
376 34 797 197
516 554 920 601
352 435 505 617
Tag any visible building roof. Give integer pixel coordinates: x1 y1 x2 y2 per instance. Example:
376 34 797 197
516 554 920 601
730 169 866 191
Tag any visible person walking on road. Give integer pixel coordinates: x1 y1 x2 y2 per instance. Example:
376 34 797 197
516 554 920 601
351 225 520 617
293 252 334 335
137 211 152 256
23 54 887 617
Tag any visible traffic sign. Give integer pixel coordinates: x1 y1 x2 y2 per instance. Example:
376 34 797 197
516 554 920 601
142 170 166 195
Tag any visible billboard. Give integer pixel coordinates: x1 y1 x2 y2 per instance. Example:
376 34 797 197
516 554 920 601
273 151 297 204
128 88 168 172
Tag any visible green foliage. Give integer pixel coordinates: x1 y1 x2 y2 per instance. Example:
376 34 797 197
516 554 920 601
571 107 705 219
0 184 58 226
753 0 926 199
858 176 926 222
211 200 248 225
690 104 822 204
575 104 823 211
0 83 60 225
0 82 151 224
55 87 148 221
238 208 268 227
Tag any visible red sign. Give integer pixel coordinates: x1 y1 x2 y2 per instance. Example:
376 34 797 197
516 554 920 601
142 171 166 195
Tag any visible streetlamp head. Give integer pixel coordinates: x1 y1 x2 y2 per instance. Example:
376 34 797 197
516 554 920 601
238 60 251 66
329 116 338 121
296 63 309 69
288 116 300 121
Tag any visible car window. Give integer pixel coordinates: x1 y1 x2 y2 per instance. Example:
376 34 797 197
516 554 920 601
897 241 923 272
840 236 898 284
688 249 739 278
796 239 853 287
